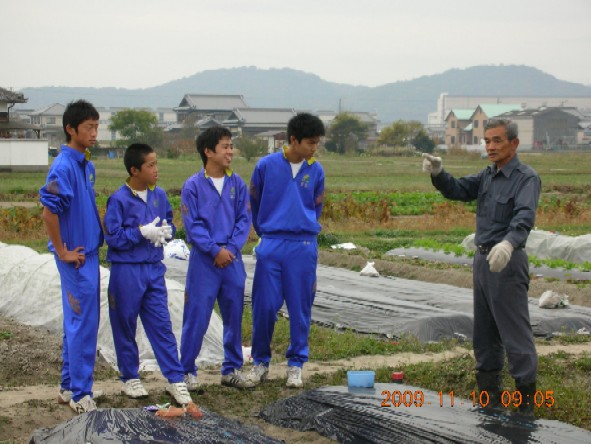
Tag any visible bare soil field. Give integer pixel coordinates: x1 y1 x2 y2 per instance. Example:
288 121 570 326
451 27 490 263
1 252 589 443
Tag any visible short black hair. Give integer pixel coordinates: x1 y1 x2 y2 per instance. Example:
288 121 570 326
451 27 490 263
124 143 154 176
196 126 232 166
62 99 99 142
287 113 325 143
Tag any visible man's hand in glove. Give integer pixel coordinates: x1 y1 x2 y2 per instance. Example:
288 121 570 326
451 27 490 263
140 217 162 245
486 240 514 272
422 153 443 176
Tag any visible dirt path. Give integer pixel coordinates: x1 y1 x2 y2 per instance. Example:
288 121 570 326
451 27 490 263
2 343 588 411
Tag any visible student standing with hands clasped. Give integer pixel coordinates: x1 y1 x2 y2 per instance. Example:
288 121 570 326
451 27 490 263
247 113 326 388
422 119 541 416
40 99 103 414
103 143 192 406
180 126 253 389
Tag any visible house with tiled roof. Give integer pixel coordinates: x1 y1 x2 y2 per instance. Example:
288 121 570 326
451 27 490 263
499 107 581 150
222 107 296 137
468 104 522 144
174 94 248 124
0 87 48 171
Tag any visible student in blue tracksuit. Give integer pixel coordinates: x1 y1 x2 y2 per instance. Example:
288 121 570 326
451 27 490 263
40 100 103 414
247 113 326 388
103 143 192 406
180 126 253 389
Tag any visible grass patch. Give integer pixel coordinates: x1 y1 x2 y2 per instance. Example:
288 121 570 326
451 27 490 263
374 351 591 430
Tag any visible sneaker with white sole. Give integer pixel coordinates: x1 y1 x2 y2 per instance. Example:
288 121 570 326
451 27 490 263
69 395 97 414
122 379 149 399
58 388 104 404
286 366 303 388
166 382 192 405
221 369 255 389
58 388 73 404
184 373 200 392
246 363 269 385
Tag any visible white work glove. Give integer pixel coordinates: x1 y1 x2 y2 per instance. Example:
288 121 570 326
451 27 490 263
154 219 173 248
422 153 443 176
161 219 173 241
486 240 514 273
140 217 162 245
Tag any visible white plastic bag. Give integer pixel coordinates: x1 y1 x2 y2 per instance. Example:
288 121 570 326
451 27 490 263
538 290 569 309
164 239 190 260
360 261 379 277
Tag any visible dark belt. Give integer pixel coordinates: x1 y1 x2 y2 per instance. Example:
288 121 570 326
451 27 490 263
477 244 495 255
477 243 522 255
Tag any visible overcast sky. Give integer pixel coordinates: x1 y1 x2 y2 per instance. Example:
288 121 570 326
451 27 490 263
2 0 590 90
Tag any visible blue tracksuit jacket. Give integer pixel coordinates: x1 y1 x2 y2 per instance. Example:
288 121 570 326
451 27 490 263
39 145 103 402
103 181 184 383
180 168 251 375
249 149 324 367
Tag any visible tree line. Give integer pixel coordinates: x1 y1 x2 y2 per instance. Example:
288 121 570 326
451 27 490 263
105 109 436 160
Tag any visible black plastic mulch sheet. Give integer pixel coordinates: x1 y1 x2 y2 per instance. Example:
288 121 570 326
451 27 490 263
259 384 591 444
164 257 591 343
29 407 281 444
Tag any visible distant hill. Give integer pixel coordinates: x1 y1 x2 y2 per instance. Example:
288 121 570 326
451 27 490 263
15 65 591 124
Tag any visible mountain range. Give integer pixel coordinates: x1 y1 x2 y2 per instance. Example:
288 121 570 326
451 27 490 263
15 65 591 124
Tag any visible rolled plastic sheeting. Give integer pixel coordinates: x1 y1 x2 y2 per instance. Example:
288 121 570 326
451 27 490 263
385 247 591 281
29 407 282 443
0 242 224 370
260 384 591 443
462 231 591 264
164 256 591 342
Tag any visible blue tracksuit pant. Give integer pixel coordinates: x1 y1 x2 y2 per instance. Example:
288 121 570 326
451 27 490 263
251 237 318 368
55 254 100 402
108 262 183 383
181 249 246 376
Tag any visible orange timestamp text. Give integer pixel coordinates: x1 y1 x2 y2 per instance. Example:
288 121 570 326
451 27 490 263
380 389 555 408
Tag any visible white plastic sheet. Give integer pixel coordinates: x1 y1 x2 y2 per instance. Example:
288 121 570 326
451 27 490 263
462 230 591 264
0 242 224 371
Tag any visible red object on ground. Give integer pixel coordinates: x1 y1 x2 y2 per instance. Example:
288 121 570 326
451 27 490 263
392 371 404 383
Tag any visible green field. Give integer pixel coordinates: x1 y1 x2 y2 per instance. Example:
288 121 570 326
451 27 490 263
1 151 591 197
2 150 590 251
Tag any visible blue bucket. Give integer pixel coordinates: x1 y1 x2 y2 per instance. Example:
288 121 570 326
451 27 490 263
347 370 375 388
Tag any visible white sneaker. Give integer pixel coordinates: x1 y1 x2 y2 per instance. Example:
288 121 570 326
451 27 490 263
167 382 192 405
58 388 104 404
184 373 200 392
286 366 303 388
58 388 73 404
221 369 255 389
246 363 269 385
122 379 149 399
69 395 97 414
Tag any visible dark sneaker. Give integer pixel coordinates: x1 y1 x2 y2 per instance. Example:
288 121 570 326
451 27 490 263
221 369 255 388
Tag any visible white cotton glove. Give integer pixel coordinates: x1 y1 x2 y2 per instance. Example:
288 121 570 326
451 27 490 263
154 219 173 248
422 153 443 176
140 217 162 244
161 219 173 241
486 240 514 273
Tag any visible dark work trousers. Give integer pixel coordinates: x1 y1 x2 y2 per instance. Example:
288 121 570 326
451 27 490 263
473 249 537 384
